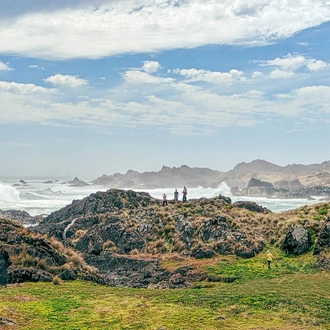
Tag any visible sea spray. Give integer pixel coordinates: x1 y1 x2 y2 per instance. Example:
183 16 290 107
0 181 21 203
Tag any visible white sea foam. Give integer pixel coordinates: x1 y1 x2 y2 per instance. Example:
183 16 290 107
0 179 323 216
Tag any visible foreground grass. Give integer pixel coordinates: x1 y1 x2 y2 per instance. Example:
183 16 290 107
0 253 329 330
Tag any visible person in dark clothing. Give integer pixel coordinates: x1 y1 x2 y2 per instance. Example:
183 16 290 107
174 189 179 203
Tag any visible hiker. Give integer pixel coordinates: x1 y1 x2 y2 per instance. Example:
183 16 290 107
266 250 274 269
162 193 168 206
182 186 187 202
174 189 179 203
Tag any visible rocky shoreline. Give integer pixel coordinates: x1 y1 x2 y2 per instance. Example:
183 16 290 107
1 189 330 288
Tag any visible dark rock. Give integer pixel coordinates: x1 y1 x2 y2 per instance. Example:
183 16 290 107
6 266 53 284
176 215 194 249
60 268 78 281
0 317 16 326
232 201 269 213
316 249 330 270
191 245 216 259
84 252 205 289
314 218 330 254
281 225 313 255
218 194 231 204
0 250 10 286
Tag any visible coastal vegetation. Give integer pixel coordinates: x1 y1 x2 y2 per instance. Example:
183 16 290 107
1 189 329 329
0 250 329 329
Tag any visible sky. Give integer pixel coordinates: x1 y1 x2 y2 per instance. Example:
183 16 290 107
0 0 330 179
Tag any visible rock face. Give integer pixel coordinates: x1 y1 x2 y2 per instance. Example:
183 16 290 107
314 218 330 269
0 218 103 286
281 225 313 255
314 218 330 253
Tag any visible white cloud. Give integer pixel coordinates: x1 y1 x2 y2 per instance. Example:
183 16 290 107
172 68 245 84
0 1 330 59
0 61 13 71
252 71 264 79
44 74 88 87
142 61 161 73
0 80 51 94
306 59 329 71
122 70 174 84
28 64 45 70
258 53 329 72
269 69 296 79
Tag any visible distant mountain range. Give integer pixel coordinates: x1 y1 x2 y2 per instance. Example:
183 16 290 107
88 159 330 191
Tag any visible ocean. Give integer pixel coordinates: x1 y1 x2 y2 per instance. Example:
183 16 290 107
0 178 324 216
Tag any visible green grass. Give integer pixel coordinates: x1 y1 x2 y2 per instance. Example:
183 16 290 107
0 252 329 330
205 249 319 282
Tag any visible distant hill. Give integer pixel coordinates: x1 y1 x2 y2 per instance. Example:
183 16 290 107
92 165 223 188
90 160 330 194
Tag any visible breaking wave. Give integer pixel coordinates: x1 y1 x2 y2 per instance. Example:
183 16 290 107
0 181 21 203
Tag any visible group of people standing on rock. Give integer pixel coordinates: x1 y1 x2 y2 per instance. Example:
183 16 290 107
162 186 188 206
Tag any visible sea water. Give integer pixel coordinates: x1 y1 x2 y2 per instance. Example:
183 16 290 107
0 178 324 216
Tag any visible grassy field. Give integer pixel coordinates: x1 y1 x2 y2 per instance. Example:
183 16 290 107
0 251 329 330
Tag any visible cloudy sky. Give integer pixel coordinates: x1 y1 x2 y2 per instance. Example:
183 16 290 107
1 0 330 179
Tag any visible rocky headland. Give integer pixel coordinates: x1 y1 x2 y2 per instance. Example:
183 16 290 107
3 189 326 287
1 188 330 288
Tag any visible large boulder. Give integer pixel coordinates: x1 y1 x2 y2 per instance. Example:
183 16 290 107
281 225 312 255
314 218 330 269
6 266 53 284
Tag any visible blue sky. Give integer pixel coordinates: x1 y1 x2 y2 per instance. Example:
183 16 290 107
0 0 330 179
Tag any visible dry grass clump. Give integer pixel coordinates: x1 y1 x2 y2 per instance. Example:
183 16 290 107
148 238 169 254
69 253 85 268
52 275 61 285
49 237 65 251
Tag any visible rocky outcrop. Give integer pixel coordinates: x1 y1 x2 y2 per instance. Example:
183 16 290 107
314 218 330 254
0 250 10 285
191 245 216 259
31 189 272 287
6 267 53 284
84 252 206 288
68 177 89 187
281 225 313 255
0 218 103 286
0 209 42 226
232 201 268 213
314 218 330 269
232 178 330 199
